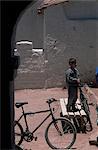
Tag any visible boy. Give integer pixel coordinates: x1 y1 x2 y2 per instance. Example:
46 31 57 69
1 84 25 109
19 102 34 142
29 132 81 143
65 58 80 112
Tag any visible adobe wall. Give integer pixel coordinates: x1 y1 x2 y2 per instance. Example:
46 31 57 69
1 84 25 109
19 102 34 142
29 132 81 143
14 1 98 89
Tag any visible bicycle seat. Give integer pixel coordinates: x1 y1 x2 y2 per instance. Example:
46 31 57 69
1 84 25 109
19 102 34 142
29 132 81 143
15 102 28 108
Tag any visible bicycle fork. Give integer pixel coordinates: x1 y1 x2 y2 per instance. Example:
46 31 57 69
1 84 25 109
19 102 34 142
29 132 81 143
53 120 62 136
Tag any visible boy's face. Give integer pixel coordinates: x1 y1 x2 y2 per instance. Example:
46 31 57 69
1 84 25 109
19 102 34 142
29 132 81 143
70 63 77 68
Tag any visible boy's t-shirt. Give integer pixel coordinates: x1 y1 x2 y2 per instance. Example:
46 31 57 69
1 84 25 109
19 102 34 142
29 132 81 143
65 68 80 87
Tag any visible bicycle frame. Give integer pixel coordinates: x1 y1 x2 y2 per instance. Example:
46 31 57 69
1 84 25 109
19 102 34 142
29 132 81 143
15 99 77 149
16 103 56 135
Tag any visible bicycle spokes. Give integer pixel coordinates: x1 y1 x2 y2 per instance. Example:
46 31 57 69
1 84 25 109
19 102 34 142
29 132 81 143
15 126 23 145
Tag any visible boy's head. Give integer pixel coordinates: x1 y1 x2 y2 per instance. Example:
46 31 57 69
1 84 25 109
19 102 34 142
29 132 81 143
69 58 77 68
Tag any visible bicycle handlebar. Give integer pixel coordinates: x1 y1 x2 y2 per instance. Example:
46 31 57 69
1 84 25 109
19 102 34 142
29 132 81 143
78 82 92 88
46 98 58 104
78 83 86 87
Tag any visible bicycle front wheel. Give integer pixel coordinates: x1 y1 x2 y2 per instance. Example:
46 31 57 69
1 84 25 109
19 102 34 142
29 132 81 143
14 121 24 146
45 118 77 149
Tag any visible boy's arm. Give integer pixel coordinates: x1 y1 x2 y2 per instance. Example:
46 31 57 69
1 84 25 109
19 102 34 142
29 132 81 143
67 75 78 83
66 70 80 84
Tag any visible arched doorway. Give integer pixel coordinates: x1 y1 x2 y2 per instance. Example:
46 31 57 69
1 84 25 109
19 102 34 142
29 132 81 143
1 1 32 149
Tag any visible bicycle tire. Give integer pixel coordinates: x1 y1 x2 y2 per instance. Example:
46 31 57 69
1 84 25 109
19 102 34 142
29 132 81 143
45 118 77 149
14 121 24 146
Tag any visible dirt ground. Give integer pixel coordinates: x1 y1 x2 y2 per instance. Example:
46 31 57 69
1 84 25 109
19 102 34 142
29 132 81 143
15 87 98 150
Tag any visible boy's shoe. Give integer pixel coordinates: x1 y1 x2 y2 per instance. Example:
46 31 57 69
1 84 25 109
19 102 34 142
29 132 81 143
67 108 73 112
72 107 79 112
66 105 73 112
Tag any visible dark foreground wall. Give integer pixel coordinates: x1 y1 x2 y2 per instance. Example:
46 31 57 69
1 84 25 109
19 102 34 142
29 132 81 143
14 1 98 89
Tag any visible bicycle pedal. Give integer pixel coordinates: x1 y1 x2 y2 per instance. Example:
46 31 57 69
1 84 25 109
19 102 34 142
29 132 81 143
34 137 37 141
89 140 98 146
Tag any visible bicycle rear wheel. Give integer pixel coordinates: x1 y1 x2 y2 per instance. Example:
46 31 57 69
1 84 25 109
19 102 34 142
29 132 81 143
14 121 24 146
45 118 77 149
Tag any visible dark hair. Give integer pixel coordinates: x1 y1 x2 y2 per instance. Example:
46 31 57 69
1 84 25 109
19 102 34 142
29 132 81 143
69 58 76 65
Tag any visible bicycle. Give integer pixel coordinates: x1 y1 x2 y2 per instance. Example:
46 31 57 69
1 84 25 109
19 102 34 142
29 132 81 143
14 98 77 149
79 84 93 132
